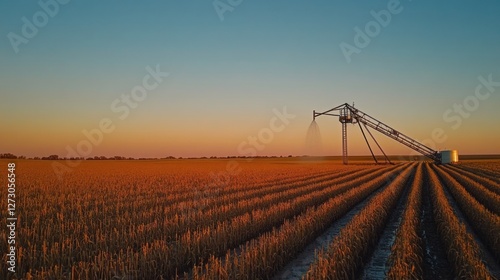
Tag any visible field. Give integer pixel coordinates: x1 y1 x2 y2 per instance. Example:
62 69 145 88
1 158 499 279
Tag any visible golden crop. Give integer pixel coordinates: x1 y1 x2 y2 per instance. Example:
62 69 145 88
0 159 498 279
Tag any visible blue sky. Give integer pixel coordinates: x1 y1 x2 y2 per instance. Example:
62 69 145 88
1 0 499 157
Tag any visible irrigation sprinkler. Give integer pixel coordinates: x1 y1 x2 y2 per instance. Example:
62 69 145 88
313 103 458 165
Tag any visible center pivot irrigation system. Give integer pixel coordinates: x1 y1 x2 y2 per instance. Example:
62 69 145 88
313 103 458 165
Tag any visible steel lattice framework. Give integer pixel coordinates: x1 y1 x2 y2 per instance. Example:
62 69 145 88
313 103 441 165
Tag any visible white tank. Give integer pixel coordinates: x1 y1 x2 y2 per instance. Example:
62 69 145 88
441 150 459 164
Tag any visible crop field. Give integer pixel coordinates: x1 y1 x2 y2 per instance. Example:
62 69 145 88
1 159 499 279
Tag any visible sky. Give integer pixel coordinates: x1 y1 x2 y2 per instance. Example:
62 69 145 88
1 0 499 158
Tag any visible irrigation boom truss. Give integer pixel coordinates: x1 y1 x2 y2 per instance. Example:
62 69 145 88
313 103 441 165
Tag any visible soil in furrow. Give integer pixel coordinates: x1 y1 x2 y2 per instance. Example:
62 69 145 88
273 164 404 280
272 168 397 280
434 166 500 278
458 165 500 184
446 165 500 195
420 167 453 280
360 169 413 280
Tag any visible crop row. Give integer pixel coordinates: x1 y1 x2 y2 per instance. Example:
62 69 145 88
440 165 500 215
4 160 498 279
165 164 398 276
457 163 500 184
386 163 424 279
189 164 410 279
433 165 500 261
160 165 393 241
23 166 384 277
159 169 357 218
74 168 347 222
303 163 415 279
426 164 493 279
445 164 500 195
4 165 384 279
1 161 351 279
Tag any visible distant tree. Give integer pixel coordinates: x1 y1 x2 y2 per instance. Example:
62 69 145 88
68 157 84 161
43 155 59 160
0 153 17 159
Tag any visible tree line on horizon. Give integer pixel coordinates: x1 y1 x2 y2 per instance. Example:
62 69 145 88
0 153 296 160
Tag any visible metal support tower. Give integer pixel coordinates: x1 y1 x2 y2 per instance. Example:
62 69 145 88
313 103 441 164
338 106 352 164
342 122 348 164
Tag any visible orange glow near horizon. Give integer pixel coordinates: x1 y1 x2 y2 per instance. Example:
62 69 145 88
3 111 500 158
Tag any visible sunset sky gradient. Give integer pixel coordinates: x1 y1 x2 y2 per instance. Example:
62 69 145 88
1 1 499 158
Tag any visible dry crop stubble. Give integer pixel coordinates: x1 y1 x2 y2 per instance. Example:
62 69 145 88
1 159 499 279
